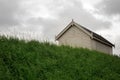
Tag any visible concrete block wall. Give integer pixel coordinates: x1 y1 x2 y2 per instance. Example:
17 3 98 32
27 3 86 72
58 26 91 49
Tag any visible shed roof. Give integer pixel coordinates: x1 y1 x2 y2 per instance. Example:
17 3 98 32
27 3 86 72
55 20 115 47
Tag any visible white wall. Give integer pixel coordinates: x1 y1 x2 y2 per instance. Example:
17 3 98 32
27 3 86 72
91 39 112 54
58 26 92 49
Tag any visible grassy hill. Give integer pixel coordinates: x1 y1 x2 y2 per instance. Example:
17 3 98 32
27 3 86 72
0 36 120 80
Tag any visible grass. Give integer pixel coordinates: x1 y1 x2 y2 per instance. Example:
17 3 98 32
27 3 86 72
0 36 120 80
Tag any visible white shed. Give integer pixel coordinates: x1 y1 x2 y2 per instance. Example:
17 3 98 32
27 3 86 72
55 20 115 54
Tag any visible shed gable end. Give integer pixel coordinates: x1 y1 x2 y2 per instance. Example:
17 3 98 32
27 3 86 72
58 25 91 49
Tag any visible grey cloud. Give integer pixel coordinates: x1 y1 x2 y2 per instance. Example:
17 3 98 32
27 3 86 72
96 0 120 15
58 0 111 31
0 0 21 27
26 17 59 39
25 0 112 40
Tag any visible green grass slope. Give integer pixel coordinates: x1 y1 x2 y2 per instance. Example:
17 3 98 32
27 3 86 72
0 36 120 80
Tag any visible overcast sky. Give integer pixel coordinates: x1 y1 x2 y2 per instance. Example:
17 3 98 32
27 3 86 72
0 0 120 55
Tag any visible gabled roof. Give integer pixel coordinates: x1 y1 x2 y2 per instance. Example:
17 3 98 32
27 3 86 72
55 20 115 47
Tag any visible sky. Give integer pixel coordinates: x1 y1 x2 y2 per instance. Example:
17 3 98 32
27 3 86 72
0 0 120 55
